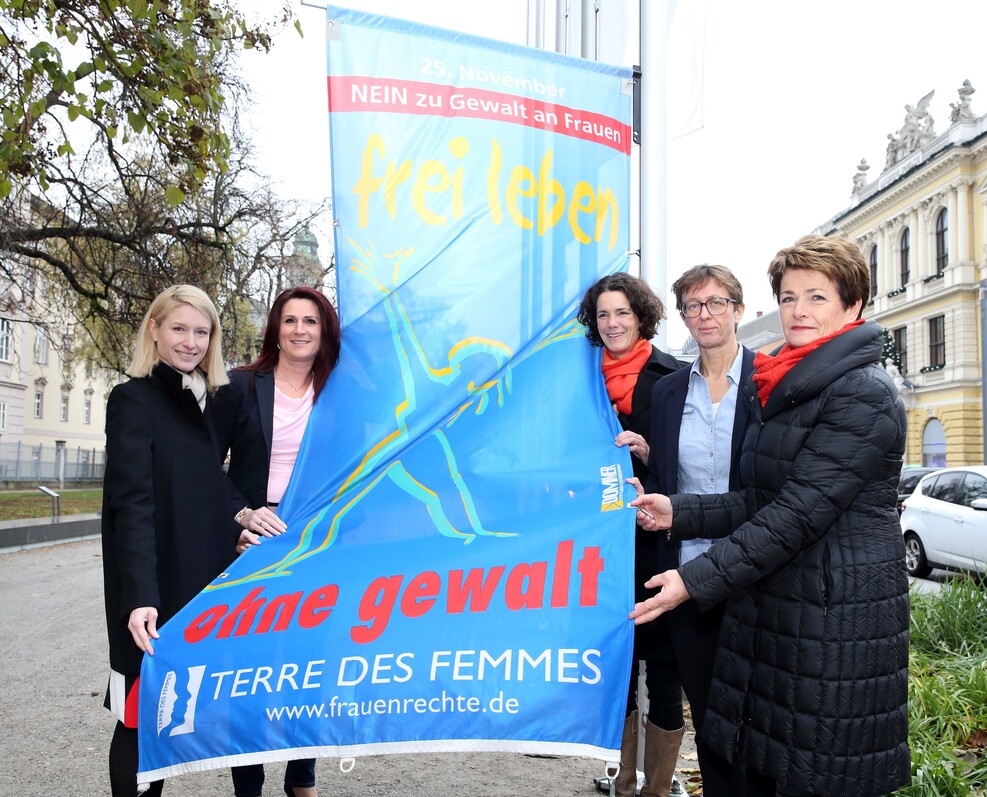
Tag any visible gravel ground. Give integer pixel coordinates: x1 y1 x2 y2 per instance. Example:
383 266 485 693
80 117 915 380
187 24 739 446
0 538 699 797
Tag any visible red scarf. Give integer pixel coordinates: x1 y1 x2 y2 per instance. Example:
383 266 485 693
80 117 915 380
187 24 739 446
601 338 652 415
752 320 865 407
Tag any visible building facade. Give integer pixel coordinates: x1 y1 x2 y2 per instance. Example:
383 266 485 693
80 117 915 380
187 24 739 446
690 82 987 466
819 82 985 466
0 273 116 484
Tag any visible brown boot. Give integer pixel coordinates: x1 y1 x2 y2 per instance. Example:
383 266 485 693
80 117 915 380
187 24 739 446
639 720 685 797
615 710 640 797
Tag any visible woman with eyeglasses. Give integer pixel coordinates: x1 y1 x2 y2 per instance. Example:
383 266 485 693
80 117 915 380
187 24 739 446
630 236 909 797
645 265 755 797
576 273 686 797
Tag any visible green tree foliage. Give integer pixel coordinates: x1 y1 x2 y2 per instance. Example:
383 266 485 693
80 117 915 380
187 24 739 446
0 0 295 200
0 0 334 374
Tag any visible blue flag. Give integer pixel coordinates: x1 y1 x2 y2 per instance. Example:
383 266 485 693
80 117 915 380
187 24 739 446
138 6 636 781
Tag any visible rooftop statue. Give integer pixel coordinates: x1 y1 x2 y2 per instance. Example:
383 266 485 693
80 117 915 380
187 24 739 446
852 158 870 193
949 79 977 123
884 91 935 169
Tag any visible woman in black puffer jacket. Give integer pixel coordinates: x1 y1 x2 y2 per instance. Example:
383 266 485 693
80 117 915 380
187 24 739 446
629 235 910 797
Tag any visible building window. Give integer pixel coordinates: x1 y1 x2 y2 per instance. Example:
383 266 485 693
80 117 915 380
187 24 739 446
60 394 69 422
0 401 6 431
33 327 48 364
84 398 92 425
0 319 11 362
893 327 908 375
928 315 945 369
922 418 947 468
935 208 948 274
869 246 878 299
899 228 910 286
34 391 43 419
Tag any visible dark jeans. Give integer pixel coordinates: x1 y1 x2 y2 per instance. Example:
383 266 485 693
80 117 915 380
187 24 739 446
626 613 684 730
232 759 316 796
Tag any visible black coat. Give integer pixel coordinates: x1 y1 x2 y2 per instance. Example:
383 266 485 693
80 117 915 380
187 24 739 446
618 345 685 608
212 368 275 512
670 322 910 796
647 346 756 572
101 364 243 677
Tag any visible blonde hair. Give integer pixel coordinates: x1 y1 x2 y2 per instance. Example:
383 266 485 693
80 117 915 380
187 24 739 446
126 285 230 388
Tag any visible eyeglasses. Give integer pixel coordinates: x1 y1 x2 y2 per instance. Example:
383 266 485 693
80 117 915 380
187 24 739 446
680 297 738 318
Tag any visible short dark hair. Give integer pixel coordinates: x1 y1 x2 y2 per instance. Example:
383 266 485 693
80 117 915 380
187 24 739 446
576 273 665 347
241 287 341 398
768 235 869 318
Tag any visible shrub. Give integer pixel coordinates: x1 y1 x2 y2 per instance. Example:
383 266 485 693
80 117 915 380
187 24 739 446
893 577 987 796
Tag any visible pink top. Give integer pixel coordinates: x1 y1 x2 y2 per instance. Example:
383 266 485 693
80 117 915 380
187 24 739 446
268 382 314 504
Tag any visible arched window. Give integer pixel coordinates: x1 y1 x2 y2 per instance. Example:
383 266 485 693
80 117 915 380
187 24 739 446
899 228 910 286
935 208 948 274
921 418 946 468
869 246 878 299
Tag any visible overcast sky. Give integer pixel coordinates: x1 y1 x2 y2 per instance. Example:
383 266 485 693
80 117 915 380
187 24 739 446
241 0 987 348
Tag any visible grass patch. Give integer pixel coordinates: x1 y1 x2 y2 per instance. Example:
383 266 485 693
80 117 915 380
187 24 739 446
893 577 987 796
0 488 102 521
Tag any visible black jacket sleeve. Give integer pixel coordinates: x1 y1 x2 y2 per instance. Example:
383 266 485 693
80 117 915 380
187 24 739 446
104 385 160 616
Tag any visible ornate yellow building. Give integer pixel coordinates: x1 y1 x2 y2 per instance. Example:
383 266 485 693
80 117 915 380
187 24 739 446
816 80 987 466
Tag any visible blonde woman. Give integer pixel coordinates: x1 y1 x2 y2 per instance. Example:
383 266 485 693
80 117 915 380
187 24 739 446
101 285 251 796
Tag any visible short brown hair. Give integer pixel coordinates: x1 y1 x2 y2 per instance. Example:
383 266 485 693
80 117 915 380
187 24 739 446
577 273 666 347
671 265 744 310
767 235 869 318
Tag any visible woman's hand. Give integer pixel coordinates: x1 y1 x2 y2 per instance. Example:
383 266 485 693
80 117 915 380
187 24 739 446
236 506 287 537
614 430 650 465
128 607 159 655
236 530 259 554
628 570 691 624
625 478 672 531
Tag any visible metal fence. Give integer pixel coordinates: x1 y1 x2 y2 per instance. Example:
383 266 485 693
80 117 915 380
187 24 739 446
0 441 105 483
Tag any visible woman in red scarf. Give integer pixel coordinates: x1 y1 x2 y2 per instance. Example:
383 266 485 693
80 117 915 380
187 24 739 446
577 273 685 797
628 236 909 797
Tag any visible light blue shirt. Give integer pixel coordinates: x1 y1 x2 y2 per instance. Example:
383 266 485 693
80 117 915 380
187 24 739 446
677 346 744 566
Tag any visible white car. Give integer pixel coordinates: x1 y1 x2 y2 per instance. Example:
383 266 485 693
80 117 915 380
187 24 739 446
899 465 987 578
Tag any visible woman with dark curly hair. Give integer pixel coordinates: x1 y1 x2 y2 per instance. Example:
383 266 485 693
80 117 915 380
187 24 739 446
577 272 685 797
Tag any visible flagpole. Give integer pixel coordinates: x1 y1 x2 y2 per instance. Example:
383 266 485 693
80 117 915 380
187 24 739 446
640 1 668 350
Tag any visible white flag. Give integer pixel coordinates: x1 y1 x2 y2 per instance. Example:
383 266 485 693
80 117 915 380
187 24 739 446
667 0 706 138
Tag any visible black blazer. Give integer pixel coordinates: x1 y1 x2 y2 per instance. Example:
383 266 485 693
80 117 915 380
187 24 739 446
646 346 756 570
618 344 686 485
212 368 275 512
101 363 243 676
618 345 686 604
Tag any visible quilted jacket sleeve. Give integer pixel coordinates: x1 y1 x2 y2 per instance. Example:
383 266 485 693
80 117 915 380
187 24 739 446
677 366 903 611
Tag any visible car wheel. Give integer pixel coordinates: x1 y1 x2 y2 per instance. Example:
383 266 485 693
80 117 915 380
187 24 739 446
904 532 931 578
